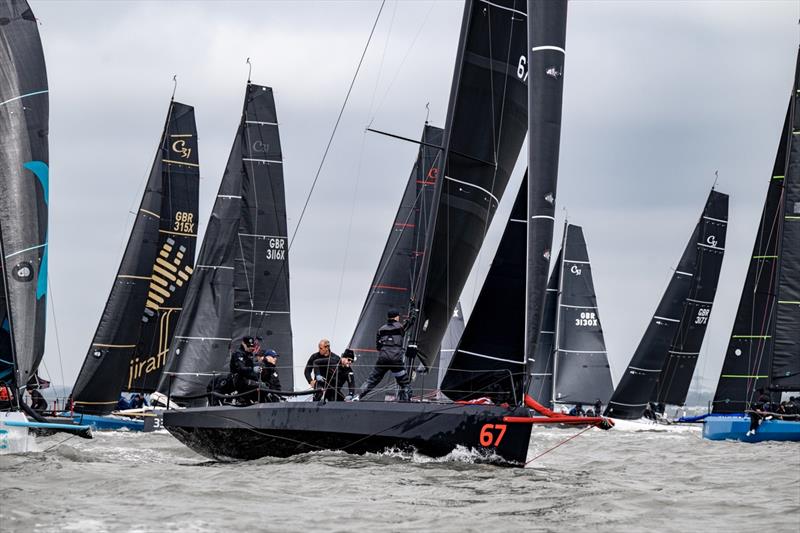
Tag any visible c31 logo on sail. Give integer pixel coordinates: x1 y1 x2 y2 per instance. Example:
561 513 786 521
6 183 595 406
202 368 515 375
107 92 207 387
570 264 582 276
252 140 270 153
171 139 192 159
706 235 718 247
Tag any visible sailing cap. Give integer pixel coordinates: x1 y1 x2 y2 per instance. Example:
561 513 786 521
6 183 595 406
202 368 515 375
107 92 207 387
242 336 256 348
387 308 401 319
341 349 355 360
263 349 279 357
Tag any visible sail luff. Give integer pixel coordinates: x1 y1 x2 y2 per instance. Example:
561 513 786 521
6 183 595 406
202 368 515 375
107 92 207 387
0 0 49 392
0 222 18 397
72 101 199 414
524 0 568 373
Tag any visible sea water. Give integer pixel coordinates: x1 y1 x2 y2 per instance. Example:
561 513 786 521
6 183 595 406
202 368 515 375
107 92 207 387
0 425 798 532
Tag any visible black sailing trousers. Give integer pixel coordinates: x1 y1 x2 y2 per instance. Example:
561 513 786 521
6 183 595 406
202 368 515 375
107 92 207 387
358 352 411 402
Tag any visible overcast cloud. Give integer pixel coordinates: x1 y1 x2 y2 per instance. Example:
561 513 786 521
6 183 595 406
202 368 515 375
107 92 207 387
29 0 798 395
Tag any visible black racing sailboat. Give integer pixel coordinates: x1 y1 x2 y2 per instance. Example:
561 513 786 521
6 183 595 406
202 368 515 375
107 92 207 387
157 82 293 402
0 0 91 445
163 0 575 466
606 189 728 420
70 100 200 415
348 124 443 397
711 50 800 416
539 223 613 408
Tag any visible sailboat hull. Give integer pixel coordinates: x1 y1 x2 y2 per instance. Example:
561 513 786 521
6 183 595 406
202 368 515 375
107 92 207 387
163 401 533 466
703 415 800 442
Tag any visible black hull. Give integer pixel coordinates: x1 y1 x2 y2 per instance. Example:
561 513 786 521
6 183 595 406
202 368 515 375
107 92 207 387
164 401 533 466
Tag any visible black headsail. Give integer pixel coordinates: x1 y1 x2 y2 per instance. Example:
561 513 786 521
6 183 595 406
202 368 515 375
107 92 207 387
411 0 529 371
349 125 443 391
441 176 528 402
159 83 293 401
0 0 49 395
713 49 800 411
551 224 614 406
71 101 199 414
606 190 728 419
527 247 560 404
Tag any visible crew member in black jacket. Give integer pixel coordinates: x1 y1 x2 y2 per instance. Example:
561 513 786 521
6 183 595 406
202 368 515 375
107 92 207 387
355 308 415 402
256 349 282 402
230 336 260 404
313 349 356 401
304 339 337 388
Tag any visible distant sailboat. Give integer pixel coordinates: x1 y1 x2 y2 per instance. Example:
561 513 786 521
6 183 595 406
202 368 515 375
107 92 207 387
71 100 200 418
705 49 800 442
157 82 293 402
0 0 90 448
606 189 728 421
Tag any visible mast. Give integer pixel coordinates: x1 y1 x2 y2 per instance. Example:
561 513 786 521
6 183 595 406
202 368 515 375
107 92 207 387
159 83 292 400
607 189 728 419
524 0 568 374
550 221 567 407
713 48 800 410
0 0 49 394
71 101 199 414
411 0 530 371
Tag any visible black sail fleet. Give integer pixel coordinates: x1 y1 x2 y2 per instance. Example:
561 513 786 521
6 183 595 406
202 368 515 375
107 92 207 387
158 83 293 401
606 190 728 419
0 0 49 398
71 101 200 414
713 49 800 412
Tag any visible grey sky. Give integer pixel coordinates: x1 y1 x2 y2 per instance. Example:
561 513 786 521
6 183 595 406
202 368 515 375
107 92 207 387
31 0 798 394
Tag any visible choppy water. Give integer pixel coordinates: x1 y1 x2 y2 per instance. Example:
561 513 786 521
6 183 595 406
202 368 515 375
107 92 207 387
1 425 798 532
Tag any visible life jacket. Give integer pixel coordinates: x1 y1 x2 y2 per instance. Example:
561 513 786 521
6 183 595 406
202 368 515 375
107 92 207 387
0 386 9 401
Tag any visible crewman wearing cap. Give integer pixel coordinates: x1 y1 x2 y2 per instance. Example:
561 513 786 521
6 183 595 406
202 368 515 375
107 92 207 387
355 307 416 402
256 349 282 400
313 348 356 401
230 336 259 403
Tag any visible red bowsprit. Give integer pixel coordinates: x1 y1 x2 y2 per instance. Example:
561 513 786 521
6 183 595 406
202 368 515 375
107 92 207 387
501 395 614 430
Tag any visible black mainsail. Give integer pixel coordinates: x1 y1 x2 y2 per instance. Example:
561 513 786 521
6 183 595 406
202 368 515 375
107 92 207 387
713 50 800 411
551 224 614 406
71 101 199 414
411 0 529 370
0 0 49 396
606 189 728 419
440 176 528 402
159 83 293 400
349 124 443 392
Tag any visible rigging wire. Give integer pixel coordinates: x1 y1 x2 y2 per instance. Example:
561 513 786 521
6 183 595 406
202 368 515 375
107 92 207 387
47 278 67 393
332 0 398 339
288 0 387 251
